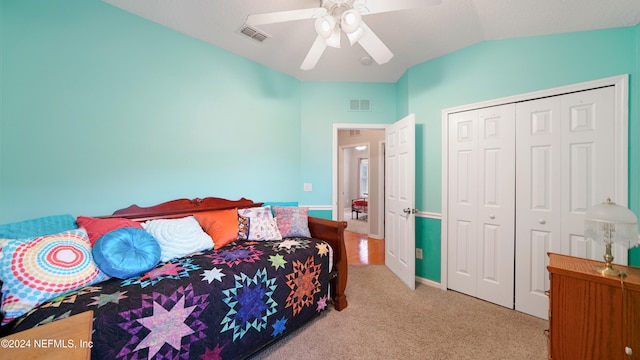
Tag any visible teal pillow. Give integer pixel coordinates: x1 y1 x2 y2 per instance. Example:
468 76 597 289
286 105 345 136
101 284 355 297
0 214 78 239
92 228 161 279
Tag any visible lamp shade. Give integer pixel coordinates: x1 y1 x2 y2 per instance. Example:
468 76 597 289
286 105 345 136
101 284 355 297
584 198 639 248
341 9 362 33
315 16 336 39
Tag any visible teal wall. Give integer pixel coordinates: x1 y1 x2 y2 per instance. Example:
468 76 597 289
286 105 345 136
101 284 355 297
2 1 640 279
299 81 396 206
404 27 640 278
0 1 397 222
416 217 441 280
1 0 302 221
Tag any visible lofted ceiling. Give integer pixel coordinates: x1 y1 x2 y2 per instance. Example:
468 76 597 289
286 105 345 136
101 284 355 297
102 0 640 83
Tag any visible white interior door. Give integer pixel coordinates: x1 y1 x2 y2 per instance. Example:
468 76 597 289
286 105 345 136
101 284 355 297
446 110 478 296
515 86 618 319
385 114 416 290
476 105 515 308
560 87 623 262
447 105 515 308
514 96 562 319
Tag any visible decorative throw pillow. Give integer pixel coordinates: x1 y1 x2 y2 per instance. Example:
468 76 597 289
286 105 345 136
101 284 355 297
194 209 239 250
0 214 78 240
238 206 273 219
248 217 282 241
142 216 213 262
0 228 108 325
273 206 312 238
92 228 161 279
76 216 143 246
238 215 250 241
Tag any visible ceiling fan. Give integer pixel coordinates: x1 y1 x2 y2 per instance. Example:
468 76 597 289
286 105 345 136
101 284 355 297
245 0 442 70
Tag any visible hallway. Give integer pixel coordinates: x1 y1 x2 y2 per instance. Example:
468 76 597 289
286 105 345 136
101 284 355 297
344 230 384 265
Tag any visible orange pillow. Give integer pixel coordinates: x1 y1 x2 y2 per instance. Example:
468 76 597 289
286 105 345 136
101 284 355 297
194 209 239 249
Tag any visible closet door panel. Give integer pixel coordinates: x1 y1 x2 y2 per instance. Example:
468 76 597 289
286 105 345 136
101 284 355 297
515 86 619 319
515 96 562 319
447 105 515 308
560 87 624 263
447 111 479 296
476 105 515 308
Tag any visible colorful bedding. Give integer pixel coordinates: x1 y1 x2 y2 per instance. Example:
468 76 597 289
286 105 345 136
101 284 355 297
8 237 333 360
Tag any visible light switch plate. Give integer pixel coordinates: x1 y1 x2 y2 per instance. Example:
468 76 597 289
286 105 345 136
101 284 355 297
303 183 313 192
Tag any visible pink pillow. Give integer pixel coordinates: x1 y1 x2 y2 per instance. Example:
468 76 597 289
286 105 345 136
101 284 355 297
76 216 143 246
272 206 311 238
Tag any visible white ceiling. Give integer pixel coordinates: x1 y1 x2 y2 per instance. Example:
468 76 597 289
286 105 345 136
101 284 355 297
102 0 640 83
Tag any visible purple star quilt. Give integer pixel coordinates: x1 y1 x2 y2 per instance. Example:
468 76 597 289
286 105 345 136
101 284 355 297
8 238 333 360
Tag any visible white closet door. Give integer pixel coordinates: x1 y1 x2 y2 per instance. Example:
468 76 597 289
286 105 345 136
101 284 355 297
448 104 515 308
447 110 479 297
476 104 515 308
560 87 624 263
515 86 618 319
515 96 562 319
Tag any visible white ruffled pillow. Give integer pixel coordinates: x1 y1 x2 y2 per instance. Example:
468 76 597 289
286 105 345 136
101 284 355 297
142 216 213 262
248 217 282 241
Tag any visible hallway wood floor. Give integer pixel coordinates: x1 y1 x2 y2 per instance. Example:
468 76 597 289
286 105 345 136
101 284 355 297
344 230 385 265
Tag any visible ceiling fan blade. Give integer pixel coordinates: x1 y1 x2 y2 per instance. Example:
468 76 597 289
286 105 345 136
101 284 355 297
246 7 326 26
357 22 393 65
300 36 328 70
357 0 441 15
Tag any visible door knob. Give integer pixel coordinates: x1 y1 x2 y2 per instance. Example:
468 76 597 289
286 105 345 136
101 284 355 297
489 214 495 219
538 219 546 224
403 208 411 214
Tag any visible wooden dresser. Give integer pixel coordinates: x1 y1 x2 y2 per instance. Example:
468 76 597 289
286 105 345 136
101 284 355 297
547 253 640 360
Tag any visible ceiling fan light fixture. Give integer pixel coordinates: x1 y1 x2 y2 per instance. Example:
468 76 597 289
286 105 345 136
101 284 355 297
341 9 362 33
315 16 336 39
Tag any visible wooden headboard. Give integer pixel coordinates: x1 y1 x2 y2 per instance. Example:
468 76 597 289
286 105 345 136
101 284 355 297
106 197 261 222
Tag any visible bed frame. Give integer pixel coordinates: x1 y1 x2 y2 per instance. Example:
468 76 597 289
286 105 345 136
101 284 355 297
107 196 349 311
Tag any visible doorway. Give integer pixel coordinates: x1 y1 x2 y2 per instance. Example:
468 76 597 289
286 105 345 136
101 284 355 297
333 125 386 239
333 125 386 265
333 115 417 289
341 145 370 235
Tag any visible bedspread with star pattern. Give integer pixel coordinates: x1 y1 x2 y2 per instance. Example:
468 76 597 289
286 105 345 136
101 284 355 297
8 237 333 360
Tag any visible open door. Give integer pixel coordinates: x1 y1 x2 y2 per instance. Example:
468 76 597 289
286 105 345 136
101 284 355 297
385 114 416 290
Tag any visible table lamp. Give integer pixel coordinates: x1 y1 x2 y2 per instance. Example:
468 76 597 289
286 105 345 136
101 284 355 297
584 198 639 277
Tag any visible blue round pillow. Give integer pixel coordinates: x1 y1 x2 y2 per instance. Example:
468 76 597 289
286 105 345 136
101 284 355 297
92 227 161 279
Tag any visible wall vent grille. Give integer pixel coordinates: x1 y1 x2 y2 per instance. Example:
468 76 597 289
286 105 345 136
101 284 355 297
349 129 361 137
238 25 269 43
349 99 371 112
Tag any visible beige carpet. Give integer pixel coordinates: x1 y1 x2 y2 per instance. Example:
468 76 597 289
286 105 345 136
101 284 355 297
253 265 548 360
343 209 368 234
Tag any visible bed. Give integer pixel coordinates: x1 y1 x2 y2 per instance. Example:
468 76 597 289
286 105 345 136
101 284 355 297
0 197 348 360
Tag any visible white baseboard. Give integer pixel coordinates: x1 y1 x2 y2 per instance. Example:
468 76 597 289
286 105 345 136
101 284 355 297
416 276 441 289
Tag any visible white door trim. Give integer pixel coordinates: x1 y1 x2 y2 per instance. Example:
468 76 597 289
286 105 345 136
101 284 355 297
441 74 629 291
376 139 386 239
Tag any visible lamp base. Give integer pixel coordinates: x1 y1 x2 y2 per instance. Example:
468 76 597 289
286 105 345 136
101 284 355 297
594 265 626 277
